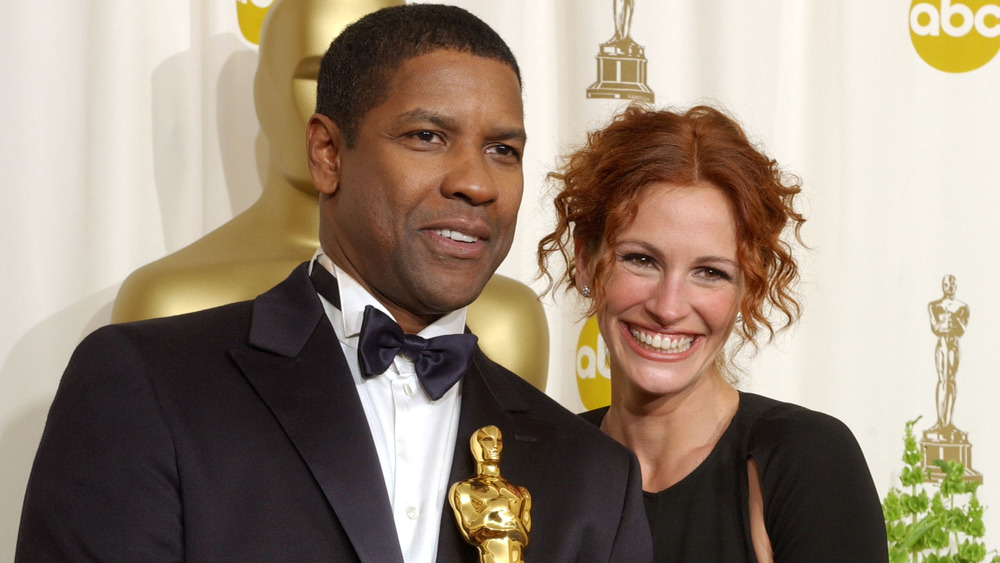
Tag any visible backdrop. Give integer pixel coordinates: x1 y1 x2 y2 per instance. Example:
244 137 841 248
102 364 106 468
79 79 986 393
2 0 999 557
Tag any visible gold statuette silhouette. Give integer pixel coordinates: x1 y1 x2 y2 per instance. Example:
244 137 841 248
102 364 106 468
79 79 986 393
586 0 653 102
921 274 981 483
450 426 531 563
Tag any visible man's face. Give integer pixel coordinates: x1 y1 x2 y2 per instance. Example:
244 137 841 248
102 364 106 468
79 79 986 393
318 50 525 332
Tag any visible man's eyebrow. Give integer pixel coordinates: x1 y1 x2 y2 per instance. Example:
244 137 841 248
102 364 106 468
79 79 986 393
491 127 527 145
390 109 457 130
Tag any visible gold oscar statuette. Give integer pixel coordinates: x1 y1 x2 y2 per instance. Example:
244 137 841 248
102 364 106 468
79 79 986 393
449 426 531 563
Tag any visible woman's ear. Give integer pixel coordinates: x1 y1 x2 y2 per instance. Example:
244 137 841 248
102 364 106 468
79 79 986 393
573 236 594 291
306 113 343 196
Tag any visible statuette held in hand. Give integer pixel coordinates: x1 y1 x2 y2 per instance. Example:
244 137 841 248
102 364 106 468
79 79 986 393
449 425 531 563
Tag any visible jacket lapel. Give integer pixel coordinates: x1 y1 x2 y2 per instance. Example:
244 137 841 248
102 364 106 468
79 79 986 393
230 263 405 563
435 352 556 562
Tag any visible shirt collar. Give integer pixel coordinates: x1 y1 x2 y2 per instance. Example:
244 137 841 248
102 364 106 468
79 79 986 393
312 249 469 340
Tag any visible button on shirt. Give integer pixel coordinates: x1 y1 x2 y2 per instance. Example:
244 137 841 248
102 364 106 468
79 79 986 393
312 253 463 563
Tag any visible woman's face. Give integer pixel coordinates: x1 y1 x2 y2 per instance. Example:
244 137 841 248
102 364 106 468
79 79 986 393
578 182 742 398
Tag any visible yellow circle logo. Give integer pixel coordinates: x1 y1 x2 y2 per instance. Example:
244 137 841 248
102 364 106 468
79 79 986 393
576 316 612 410
236 0 275 46
910 0 1000 72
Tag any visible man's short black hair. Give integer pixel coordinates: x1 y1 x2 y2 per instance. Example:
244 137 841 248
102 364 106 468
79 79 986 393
315 4 522 146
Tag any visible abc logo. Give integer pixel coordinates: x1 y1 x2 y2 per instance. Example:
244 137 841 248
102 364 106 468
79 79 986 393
236 0 276 45
909 0 1000 72
576 316 611 410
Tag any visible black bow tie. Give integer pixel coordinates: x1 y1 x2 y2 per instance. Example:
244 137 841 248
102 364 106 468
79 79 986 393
309 263 477 400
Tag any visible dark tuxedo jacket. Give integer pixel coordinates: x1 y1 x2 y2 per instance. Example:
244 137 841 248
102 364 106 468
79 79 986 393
17 263 652 562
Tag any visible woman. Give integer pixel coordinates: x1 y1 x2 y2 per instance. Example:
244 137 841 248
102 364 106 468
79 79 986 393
538 105 887 562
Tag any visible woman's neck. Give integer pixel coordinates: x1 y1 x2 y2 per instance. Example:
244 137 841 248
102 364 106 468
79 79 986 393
602 374 739 492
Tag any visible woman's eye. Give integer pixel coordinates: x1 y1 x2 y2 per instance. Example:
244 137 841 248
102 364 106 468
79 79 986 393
698 267 732 281
621 254 655 268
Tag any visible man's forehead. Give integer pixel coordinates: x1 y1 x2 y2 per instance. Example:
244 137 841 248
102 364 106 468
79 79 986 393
370 54 525 132
388 49 521 91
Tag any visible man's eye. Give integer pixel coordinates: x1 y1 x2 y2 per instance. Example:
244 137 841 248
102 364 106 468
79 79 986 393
488 144 522 162
412 131 440 143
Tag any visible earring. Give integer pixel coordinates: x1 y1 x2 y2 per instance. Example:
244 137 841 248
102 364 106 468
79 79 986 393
581 285 592 298
735 312 743 323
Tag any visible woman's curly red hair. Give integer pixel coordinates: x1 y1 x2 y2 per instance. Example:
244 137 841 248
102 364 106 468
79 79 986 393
538 104 806 357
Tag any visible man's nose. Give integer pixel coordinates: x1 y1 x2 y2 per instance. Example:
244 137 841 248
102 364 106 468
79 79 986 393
441 148 499 205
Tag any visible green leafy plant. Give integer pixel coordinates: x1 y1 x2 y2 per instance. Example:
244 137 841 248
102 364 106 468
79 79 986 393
882 416 999 563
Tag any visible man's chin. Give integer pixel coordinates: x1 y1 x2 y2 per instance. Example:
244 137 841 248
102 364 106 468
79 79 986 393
417 281 490 314
426 292 484 314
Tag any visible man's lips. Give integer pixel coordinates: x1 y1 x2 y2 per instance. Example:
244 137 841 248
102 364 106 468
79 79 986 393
432 228 479 243
424 226 491 260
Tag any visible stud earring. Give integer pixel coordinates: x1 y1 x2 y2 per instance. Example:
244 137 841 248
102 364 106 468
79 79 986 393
735 312 743 323
581 285 592 298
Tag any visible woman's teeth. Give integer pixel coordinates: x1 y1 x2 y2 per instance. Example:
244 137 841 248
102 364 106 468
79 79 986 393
630 327 693 353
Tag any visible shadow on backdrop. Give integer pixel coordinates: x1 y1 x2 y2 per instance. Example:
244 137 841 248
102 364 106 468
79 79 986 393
0 287 117 560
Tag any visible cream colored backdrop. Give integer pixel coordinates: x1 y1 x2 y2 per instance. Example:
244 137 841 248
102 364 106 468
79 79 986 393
2 0 999 558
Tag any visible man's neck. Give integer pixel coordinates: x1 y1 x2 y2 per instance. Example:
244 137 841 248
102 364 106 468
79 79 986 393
318 249 446 334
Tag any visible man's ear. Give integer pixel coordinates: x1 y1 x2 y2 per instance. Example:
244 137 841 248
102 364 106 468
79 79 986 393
306 113 343 196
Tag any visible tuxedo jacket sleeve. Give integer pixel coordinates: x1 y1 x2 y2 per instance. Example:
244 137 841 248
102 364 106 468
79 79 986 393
16 263 652 562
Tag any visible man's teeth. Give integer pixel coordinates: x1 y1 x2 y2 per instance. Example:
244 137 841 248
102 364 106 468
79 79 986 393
630 327 693 353
435 229 478 243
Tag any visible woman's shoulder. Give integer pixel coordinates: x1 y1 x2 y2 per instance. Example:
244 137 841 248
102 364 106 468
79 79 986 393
739 392 874 504
739 392 859 452
737 396 888 559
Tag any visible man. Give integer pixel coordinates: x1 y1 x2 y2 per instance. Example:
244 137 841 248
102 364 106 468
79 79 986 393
16 4 651 562
110 0 551 392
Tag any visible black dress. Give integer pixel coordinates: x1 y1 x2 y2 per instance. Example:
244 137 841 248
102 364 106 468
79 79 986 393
581 392 888 562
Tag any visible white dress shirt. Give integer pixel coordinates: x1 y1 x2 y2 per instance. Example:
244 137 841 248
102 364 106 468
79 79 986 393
312 252 464 563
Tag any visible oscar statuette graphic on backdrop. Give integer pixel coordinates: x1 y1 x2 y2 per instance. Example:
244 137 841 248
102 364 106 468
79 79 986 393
586 0 654 102
881 275 994 560
921 275 982 483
